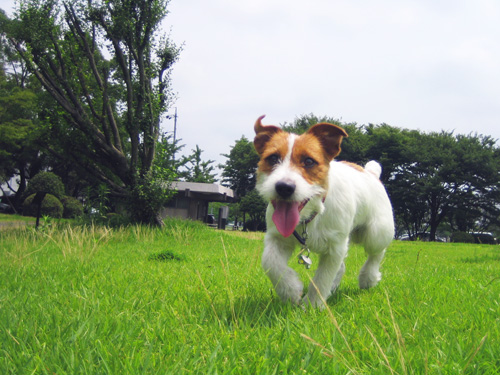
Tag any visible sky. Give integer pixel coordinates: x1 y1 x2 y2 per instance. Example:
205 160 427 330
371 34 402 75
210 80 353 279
2 0 500 174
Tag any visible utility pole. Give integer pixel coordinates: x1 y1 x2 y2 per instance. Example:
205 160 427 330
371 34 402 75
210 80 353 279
172 107 178 160
173 107 178 145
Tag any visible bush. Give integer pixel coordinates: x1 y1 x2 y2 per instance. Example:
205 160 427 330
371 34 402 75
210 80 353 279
23 193 63 218
243 219 266 232
104 213 130 227
472 233 497 245
61 196 84 218
450 232 475 244
25 172 65 199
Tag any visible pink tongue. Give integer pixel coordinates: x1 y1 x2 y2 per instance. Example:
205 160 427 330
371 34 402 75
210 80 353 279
272 201 300 238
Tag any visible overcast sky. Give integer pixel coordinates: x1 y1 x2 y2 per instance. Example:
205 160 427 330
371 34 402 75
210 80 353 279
2 0 500 172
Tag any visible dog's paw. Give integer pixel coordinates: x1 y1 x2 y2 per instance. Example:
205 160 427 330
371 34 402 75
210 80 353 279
358 270 381 289
276 281 303 305
301 294 327 310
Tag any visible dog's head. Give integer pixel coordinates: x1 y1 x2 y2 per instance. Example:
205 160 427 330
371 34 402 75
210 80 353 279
253 115 348 237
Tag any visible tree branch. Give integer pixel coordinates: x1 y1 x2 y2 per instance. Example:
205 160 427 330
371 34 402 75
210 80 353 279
64 2 123 152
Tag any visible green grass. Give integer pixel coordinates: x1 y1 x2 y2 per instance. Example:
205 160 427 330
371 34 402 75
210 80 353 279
0 213 35 223
1 220 499 374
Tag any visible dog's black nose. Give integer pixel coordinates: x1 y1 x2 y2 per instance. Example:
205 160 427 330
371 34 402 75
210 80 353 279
275 181 296 198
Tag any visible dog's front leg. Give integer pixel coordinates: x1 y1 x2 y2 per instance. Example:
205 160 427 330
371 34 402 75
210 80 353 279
304 242 347 309
261 234 303 305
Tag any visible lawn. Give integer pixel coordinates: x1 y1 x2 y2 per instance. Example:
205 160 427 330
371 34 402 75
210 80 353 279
0 213 35 228
1 219 499 374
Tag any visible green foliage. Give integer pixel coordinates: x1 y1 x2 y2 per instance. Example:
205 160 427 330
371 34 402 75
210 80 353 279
24 171 65 199
209 202 242 224
0 65 38 191
178 145 217 183
281 115 500 240
0 87 36 159
22 193 63 218
128 168 176 225
102 213 130 227
61 196 83 219
384 130 500 239
83 183 110 220
219 136 262 229
154 132 185 173
239 189 267 231
3 0 181 224
281 113 343 134
450 232 476 243
220 136 260 198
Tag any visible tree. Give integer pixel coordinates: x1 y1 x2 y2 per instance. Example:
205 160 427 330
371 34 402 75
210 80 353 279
445 134 500 234
0 63 39 208
3 0 180 224
239 189 267 231
2 11 75 207
178 145 217 183
154 132 185 175
24 171 65 199
282 113 368 168
376 129 500 240
281 113 341 134
265 114 500 239
220 136 260 199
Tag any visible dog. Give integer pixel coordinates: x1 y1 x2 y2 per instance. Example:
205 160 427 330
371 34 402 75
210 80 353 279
254 115 394 308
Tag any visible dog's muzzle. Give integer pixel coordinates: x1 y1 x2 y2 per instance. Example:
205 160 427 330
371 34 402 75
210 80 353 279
275 180 296 199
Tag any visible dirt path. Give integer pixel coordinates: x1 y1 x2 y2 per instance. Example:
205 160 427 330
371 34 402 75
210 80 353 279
0 221 35 230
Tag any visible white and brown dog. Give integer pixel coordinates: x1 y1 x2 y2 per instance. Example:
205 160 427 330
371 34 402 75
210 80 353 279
254 115 394 308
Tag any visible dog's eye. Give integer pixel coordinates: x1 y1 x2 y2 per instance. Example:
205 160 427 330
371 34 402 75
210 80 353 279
266 154 281 166
303 157 317 168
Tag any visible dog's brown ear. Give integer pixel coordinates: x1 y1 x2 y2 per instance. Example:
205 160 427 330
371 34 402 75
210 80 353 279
254 115 282 155
307 123 349 160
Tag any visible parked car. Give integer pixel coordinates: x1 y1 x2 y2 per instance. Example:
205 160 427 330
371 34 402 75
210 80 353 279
0 198 14 213
399 232 446 242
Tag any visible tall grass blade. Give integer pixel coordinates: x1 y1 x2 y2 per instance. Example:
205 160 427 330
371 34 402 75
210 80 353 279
307 275 361 368
463 334 488 372
385 289 407 375
365 325 396 375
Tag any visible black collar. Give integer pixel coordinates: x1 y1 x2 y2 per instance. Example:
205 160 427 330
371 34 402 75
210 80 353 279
292 211 319 246
292 195 326 246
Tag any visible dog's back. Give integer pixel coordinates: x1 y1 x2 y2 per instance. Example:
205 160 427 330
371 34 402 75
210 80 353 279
307 160 394 253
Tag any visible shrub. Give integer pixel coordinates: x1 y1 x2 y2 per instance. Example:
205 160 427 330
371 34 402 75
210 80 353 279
25 172 65 199
61 196 84 218
472 233 497 245
243 219 266 232
450 231 475 244
23 193 63 218
104 213 130 227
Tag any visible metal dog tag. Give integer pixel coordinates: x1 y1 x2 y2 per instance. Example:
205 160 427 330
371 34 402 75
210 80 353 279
298 254 312 269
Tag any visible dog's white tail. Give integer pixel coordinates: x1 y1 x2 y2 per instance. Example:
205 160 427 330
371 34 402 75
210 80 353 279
365 161 382 178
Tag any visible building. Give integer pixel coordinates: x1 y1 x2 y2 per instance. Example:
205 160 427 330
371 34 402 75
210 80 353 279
160 181 235 222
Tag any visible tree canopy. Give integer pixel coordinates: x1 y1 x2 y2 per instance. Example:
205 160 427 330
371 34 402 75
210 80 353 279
286 114 500 239
1 0 180 224
219 114 500 236
219 136 260 199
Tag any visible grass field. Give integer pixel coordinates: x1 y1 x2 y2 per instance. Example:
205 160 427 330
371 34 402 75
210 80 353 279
1 219 499 374
0 213 35 227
